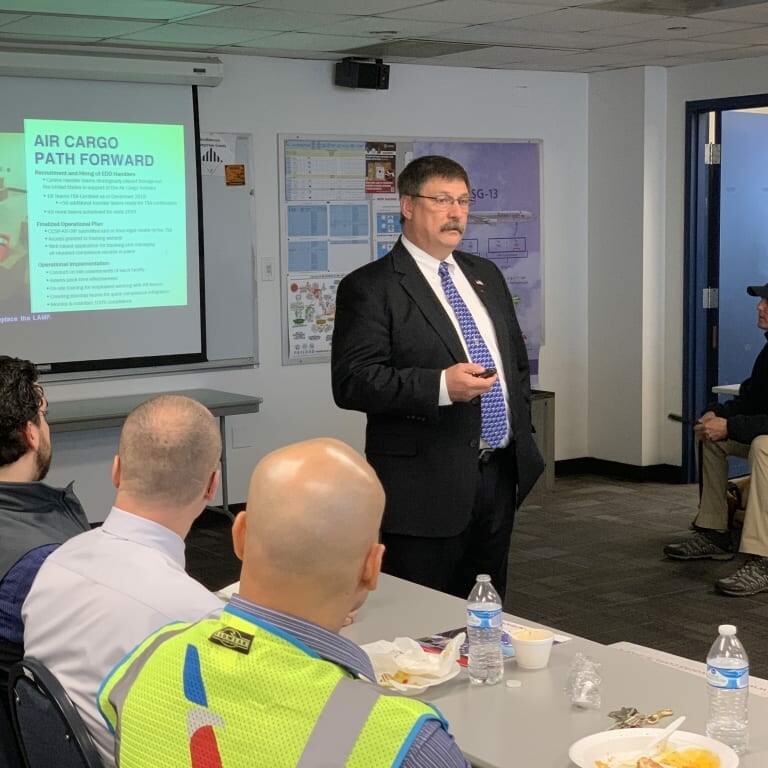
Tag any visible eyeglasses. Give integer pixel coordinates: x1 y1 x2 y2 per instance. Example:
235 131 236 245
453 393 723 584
411 194 472 210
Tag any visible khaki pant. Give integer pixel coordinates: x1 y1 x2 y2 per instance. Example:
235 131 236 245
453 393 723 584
695 436 768 557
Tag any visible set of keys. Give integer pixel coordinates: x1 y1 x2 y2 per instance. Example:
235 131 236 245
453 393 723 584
608 707 675 729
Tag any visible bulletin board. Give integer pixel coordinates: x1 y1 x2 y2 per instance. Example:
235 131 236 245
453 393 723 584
277 135 542 375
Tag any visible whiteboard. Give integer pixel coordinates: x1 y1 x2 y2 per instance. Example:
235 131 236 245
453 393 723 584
200 132 257 365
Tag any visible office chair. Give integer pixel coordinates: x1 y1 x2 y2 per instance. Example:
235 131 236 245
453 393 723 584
8 659 103 768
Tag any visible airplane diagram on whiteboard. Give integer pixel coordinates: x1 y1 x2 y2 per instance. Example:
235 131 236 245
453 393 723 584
286 272 343 359
463 210 536 270
468 209 535 226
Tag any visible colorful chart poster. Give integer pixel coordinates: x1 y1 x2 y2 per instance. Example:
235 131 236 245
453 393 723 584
413 141 542 377
286 272 343 358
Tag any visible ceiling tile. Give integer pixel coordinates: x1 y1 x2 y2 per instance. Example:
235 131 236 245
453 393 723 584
380 0 551 23
407 45 530 66
252 0 438 15
509 7 668 32
0 12 25 26
118 22 259 45
181 0 256 4
216 44 332 57
600 37 747 57
487 0 599 7
691 26 768 45
694 4 768 24
0 1 216 19
247 31 381 51
554 48 649 67
179 6 355 32
429 24 645 49
607 15 761 39
0 15 161 36
312 15 469 37
0 30 98 41
691 42 768 58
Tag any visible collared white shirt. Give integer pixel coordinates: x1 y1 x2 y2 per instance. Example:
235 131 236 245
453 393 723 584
23 506 223 768
401 235 511 446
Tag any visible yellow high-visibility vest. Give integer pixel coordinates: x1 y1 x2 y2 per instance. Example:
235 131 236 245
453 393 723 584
99 605 447 767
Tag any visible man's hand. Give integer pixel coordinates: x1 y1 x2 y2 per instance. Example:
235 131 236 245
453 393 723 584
694 416 728 442
445 363 497 402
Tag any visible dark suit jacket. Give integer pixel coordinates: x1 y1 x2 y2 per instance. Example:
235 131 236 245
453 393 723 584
331 239 544 538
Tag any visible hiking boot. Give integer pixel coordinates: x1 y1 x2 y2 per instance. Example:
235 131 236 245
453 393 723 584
716 556 768 596
663 531 734 561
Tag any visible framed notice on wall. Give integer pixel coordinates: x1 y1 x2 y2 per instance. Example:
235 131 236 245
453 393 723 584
278 134 542 376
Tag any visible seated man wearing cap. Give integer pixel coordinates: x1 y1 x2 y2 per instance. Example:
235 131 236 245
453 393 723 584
664 281 768 596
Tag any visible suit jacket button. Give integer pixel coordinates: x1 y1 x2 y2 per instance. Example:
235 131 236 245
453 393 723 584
469 439 479 448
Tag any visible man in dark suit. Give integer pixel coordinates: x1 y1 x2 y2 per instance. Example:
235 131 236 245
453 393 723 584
331 155 543 600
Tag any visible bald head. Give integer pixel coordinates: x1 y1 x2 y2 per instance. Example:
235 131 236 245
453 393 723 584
241 438 385 600
117 395 221 508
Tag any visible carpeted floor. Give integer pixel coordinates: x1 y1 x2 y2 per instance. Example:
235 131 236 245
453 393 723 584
187 474 768 678
510 475 768 678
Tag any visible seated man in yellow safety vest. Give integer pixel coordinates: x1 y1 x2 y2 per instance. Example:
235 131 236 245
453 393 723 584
99 437 469 768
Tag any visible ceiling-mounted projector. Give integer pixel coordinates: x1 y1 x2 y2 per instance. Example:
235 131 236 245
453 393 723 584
334 57 389 90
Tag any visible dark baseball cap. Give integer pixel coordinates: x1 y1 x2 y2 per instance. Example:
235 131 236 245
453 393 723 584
747 283 768 299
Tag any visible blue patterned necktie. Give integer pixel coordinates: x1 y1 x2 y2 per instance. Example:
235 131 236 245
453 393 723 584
438 261 508 449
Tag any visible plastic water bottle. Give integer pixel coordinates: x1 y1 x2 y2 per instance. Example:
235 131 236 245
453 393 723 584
705 624 749 754
467 574 503 685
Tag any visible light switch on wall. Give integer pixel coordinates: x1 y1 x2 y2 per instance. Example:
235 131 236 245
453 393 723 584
261 257 275 281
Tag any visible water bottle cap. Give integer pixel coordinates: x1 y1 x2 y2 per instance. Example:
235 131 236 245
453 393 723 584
476 574 491 582
718 624 737 636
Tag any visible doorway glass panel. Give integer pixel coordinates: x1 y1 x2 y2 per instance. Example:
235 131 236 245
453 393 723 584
718 109 768 476
719 109 768 387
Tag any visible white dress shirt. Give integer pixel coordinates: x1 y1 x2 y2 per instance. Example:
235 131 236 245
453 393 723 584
22 507 223 767
401 235 511 446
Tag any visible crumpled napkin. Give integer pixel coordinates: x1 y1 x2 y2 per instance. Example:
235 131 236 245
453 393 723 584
362 633 465 691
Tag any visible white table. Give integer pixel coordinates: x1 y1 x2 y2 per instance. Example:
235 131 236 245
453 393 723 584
342 575 768 767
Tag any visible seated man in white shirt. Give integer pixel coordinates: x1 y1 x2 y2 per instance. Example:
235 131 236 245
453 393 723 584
22 394 225 768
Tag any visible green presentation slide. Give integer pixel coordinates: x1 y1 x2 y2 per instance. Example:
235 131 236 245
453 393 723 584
23 118 187 314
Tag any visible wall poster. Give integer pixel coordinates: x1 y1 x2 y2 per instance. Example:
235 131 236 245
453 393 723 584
278 134 542 374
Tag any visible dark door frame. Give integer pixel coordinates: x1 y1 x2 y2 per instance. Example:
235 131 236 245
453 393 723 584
683 92 768 482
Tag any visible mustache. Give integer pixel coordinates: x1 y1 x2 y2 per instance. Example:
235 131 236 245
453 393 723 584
441 220 465 234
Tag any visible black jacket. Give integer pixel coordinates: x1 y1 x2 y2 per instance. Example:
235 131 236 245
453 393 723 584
708 332 768 444
0 481 89 580
332 239 544 537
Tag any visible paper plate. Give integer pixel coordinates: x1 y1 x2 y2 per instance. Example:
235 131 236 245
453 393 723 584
568 727 738 768
374 662 461 695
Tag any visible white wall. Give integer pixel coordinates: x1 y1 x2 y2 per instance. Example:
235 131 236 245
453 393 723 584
588 67 647 464
587 66 670 465
43 55 590 520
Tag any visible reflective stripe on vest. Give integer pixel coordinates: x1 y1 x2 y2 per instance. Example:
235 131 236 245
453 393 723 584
297 676 381 767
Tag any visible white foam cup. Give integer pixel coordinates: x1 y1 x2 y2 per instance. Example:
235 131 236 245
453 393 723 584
510 628 554 669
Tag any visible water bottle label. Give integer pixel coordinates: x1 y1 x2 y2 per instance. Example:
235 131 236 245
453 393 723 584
706 664 749 689
467 608 502 629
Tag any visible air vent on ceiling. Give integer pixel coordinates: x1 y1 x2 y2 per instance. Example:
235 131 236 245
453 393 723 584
585 0 765 15
335 40 493 59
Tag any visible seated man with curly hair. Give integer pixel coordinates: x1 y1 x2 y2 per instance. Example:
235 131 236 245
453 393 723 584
0 355 89 761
